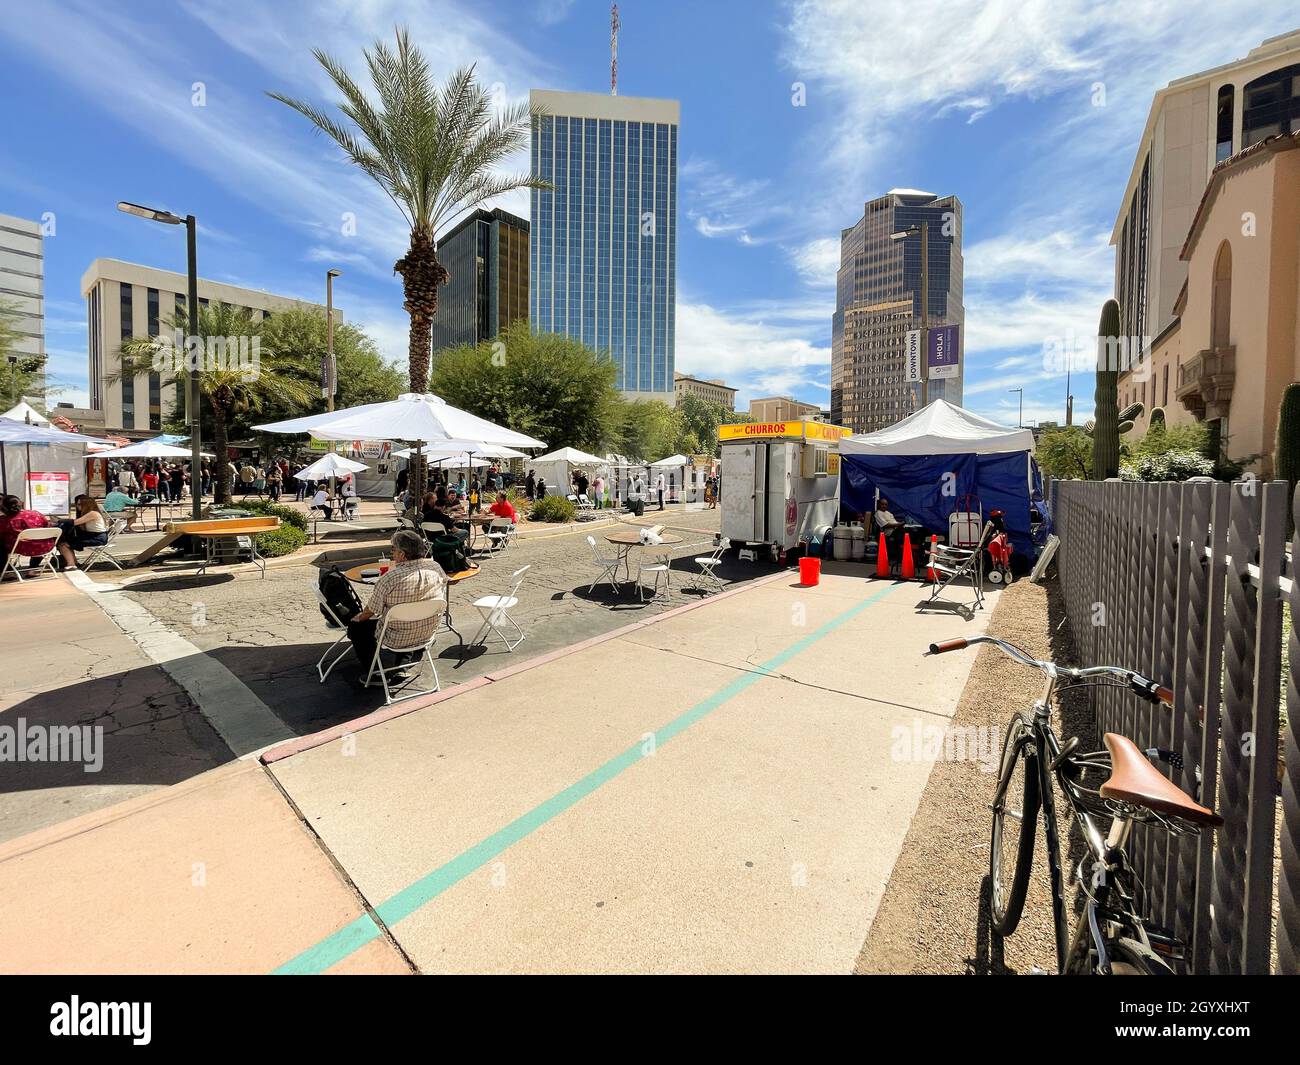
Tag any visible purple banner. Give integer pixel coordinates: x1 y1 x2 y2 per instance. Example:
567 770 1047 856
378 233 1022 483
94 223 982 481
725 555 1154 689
927 324 960 380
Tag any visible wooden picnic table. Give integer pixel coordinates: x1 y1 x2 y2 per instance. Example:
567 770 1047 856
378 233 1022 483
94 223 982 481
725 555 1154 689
343 561 480 656
604 528 683 583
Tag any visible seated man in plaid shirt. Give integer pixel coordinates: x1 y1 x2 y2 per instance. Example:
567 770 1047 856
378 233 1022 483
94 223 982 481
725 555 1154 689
347 529 448 675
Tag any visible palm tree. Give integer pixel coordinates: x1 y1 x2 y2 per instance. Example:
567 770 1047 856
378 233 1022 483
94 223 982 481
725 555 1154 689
269 28 547 393
114 303 314 504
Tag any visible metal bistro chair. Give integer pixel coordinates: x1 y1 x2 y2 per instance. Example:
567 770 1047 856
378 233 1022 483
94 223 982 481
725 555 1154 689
692 536 730 595
420 521 447 542
364 601 443 705
0 527 61 582
312 587 353 683
485 517 514 554
469 564 530 652
638 550 674 605
81 518 128 572
586 534 622 595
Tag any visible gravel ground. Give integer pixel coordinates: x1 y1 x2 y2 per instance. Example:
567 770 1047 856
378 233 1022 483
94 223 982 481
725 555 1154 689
855 575 1095 974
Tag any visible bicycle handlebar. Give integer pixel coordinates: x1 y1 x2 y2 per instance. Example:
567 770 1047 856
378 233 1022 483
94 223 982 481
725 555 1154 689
927 634 1175 707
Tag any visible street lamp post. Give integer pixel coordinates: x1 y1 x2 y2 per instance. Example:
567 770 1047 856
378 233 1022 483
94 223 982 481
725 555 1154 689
1009 387 1024 427
891 221 930 410
118 201 202 521
325 269 341 412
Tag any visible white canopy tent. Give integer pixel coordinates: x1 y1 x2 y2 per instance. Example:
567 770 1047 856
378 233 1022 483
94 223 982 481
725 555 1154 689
1 400 50 426
530 446 609 500
650 453 689 467
0 416 112 503
840 399 1035 456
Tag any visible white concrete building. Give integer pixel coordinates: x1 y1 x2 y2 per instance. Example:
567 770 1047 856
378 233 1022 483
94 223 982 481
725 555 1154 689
81 258 325 432
0 213 46 393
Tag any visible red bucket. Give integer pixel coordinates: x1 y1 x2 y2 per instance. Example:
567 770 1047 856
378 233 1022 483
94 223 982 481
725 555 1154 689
798 556 821 586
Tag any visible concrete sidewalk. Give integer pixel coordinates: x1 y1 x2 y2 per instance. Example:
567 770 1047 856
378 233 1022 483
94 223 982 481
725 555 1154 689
265 564 999 974
0 561 996 973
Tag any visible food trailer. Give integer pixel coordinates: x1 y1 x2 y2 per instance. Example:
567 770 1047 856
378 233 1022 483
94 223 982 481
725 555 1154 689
719 420 850 562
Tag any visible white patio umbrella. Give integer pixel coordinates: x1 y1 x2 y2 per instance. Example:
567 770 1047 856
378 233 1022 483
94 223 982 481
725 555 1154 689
293 452 369 481
91 441 197 459
391 447 490 465
254 392 547 450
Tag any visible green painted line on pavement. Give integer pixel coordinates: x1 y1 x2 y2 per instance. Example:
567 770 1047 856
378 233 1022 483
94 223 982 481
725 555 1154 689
273 579 896 974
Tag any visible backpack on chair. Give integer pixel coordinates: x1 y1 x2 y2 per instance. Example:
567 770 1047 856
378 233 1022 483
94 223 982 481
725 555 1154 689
318 565 363 626
427 534 470 576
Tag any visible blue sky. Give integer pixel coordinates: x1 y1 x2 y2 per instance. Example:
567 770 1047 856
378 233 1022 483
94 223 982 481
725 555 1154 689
2 0 1295 425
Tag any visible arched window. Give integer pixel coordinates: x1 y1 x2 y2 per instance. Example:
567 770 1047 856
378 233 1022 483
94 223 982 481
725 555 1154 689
1211 241 1232 350
1216 84 1235 162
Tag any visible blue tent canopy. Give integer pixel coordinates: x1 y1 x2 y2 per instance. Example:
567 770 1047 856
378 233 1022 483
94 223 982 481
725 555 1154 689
839 400 1049 557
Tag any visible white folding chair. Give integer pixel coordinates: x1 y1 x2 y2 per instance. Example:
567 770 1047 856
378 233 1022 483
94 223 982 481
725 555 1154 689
420 521 447 541
312 587 353 683
0 527 61 582
638 551 673 604
364 601 442 705
692 536 730 594
586 534 622 595
470 565 530 651
576 494 594 510
921 522 993 614
485 517 513 553
82 518 128 572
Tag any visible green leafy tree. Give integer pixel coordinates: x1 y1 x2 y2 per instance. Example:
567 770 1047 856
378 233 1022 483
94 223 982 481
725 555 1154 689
116 303 314 503
269 29 548 396
675 392 736 457
258 306 405 416
610 398 680 462
429 321 618 452
0 299 46 406
1036 426 1094 479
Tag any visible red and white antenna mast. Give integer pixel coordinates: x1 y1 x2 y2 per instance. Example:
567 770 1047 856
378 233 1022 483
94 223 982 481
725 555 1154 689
610 3 620 96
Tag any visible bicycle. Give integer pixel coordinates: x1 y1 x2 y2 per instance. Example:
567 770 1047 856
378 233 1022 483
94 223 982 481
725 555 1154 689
927 635 1223 974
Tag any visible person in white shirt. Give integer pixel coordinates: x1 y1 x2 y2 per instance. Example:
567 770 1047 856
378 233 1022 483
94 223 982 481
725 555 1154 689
655 472 666 510
339 477 358 520
873 497 907 556
311 487 332 520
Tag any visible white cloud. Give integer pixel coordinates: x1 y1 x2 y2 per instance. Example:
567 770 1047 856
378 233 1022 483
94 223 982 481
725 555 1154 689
675 298 830 410
788 236 841 289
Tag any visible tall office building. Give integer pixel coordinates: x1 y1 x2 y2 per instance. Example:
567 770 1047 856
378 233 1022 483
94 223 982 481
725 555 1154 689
1111 30 1300 349
831 190 964 433
0 213 46 397
430 207 529 354
529 89 678 402
81 259 326 433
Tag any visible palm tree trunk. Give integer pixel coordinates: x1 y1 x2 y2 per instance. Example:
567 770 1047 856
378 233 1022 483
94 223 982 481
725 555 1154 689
213 409 231 504
394 230 447 394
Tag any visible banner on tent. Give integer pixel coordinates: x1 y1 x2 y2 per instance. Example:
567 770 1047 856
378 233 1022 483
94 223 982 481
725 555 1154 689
27 472 69 515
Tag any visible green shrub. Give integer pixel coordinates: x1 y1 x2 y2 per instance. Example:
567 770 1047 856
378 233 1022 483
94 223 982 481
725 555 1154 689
530 495 576 523
238 499 309 532
255 525 308 557
1120 450 1215 482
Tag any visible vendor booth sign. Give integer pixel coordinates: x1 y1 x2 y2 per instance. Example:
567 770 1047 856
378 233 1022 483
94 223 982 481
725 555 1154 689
904 330 922 383
26 472 70 515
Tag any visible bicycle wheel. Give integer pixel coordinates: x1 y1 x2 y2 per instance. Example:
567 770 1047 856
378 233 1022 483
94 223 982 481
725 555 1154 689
1066 935 1175 975
989 713 1040 936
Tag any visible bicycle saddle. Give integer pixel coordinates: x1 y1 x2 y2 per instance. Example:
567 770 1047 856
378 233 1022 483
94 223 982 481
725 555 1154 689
1099 733 1222 827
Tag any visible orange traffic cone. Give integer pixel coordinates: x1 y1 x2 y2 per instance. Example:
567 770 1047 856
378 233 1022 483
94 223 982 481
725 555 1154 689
900 533 916 580
876 532 889 577
926 535 937 582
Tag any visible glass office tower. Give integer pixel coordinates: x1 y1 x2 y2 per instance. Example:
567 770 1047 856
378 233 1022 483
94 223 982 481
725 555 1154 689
529 89 679 401
430 208 530 354
831 190 964 433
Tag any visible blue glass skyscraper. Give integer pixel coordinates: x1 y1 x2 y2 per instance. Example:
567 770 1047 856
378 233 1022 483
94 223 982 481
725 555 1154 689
529 90 678 401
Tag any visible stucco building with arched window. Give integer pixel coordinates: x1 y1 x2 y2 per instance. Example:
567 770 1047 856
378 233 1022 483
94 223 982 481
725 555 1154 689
1118 131 1300 474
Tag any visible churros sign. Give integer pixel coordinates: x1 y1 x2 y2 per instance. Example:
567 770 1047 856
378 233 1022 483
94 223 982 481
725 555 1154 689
718 420 851 443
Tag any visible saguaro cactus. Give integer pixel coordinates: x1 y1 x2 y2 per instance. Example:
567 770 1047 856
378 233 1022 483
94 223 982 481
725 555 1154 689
1092 299 1122 479
1275 381 1300 505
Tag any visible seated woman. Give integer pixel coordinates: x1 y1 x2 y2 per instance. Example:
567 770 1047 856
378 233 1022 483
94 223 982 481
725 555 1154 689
101 487 141 531
310 486 333 520
56 495 109 570
0 494 58 572
422 490 470 548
